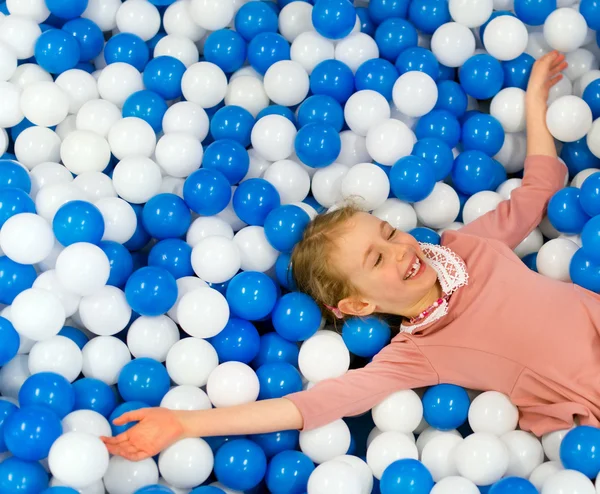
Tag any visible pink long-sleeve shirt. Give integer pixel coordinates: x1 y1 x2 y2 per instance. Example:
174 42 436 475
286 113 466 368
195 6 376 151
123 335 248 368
287 155 600 437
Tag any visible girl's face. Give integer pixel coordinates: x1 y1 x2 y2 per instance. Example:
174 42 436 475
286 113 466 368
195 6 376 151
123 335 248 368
332 212 440 318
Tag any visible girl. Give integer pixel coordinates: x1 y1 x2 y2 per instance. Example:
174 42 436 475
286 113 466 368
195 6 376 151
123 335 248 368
103 51 600 462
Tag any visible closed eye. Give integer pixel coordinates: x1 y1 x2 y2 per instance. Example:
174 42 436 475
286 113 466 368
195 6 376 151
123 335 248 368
374 228 396 267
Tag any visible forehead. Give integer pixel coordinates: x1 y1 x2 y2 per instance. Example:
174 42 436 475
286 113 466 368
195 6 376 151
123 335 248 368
333 212 381 262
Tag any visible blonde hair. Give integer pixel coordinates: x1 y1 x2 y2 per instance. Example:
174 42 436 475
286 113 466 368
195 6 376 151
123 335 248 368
290 204 361 323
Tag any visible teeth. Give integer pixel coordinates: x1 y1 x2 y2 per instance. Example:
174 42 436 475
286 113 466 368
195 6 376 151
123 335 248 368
405 258 421 280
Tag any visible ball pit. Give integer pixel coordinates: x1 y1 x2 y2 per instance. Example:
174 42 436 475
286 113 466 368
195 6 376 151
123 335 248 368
0 0 599 493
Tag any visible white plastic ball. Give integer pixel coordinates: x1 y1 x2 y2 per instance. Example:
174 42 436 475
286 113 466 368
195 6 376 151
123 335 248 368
307 460 361 494
14 126 61 170
526 32 552 60
298 333 350 383
483 16 528 61
311 163 349 208
33 270 81 318
449 0 493 27
366 119 414 166
54 115 77 143
372 199 417 231
536 237 579 282
55 242 110 296
155 132 203 178
500 430 544 478
392 72 438 118
108 117 156 159
0 15 41 59
10 288 65 341
264 60 309 107
514 228 544 258
154 34 200 68
186 216 234 247
333 455 373 494
177 287 229 338
588 118 600 158
529 461 564 492
30 162 74 201
0 128 7 156
233 225 279 272
494 132 527 173
544 8 588 53
431 476 479 494
82 336 131 385
163 0 206 42
431 22 476 68
20 81 68 127
572 168 600 188
468 391 519 435
263 159 311 204
546 95 592 142
366 431 418 479
166 337 218 387
97 63 143 108
49 432 110 489
291 31 334 75
251 114 297 161
574 69 600 97
337 130 370 166
453 432 509 485
55 69 99 115
62 410 112 438
115 0 161 41
278 1 314 43
160 385 212 411
82 0 121 31
243 148 272 182
158 438 213 489
372 390 423 433
0 40 16 82
0 354 30 400
6 0 49 23
0 81 23 127
189 0 233 30
541 470 595 494
344 90 390 137
35 241 64 273
103 456 159 494
61 130 111 175
112 156 162 204
414 182 460 229
10 63 52 89
206 361 260 408
341 162 390 211
416 427 461 455
224 75 270 117
181 62 227 109
78 286 131 336
94 197 137 244
165 278 206 326
565 48 599 82
462 191 504 224
335 33 379 74
127 315 179 362
490 88 526 133
0 212 54 264
542 428 572 462
421 433 463 482
72 172 116 202
300 419 352 465
76 99 121 138
29 335 82 382
191 236 241 284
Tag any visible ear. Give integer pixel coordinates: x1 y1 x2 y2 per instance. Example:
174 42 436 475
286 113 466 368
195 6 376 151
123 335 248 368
338 296 377 318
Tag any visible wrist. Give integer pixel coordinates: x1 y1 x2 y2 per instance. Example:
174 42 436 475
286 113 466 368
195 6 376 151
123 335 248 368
174 410 200 438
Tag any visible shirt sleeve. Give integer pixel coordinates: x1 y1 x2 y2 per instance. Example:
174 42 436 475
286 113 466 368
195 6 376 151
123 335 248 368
458 155 567 249
285 335 439 431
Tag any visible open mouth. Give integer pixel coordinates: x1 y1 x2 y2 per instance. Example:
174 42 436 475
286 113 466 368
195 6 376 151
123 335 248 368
404 256 425 280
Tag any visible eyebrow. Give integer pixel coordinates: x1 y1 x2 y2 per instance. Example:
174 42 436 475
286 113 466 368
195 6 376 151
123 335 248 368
362 221 387 268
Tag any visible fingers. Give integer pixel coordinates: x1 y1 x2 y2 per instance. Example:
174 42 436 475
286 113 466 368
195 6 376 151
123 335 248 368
101 433 129 446
550 61 568 76
112 409 148 426
546 73 563 89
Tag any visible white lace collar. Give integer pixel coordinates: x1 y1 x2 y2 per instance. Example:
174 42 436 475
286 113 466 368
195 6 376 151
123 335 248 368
399 243 469 334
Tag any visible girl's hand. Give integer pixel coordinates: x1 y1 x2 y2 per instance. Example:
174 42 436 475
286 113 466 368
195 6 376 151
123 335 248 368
526 50 568 105
101 407 187 461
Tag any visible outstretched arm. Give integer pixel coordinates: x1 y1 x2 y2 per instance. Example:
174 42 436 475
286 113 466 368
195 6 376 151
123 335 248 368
458 51 568 249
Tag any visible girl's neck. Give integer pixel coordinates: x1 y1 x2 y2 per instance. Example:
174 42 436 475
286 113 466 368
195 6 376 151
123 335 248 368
401 281 444 322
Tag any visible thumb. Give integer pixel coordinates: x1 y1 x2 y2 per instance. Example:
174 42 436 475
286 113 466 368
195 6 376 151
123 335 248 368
112 408 149 426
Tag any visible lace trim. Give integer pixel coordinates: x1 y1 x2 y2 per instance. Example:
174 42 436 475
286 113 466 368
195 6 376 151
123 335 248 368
400 243 469 334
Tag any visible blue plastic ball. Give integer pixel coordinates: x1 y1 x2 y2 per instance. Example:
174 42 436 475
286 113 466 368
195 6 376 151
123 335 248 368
435 80 468 118
52 200 104 247
310 59 355 104
265 450 314 494
257 362 303 400
581 0 600 29
143 56 186 100
582 214 600 259
379 459 434 494
135 486 175 494
109 401 149 436
4 406 62 461
214 439 267 491
251 429 299 459
34 28 80 74
45 0 88 19
142 193 191 239
0 317 19 366
342 316 391 358
257 105 297 126
408 0 450 34
247 32 290 75
561 139 600 177
0 188 36 228
226 271 278 321
411 137 454 181
570 248 600 293
297 95 345 131
312 0 356 39
204 29 247 73
548 187 591 234
354 58 399 101
18 372 74 419
375 18 418 62
61 18 104 62
368 0 410 24
422 384 470 430
118 358 170 407
583 79 600 120
0 256 37 305
125 266 178 317
253 332 300 369
390 155 436 202
522 252 538 272
208 318 260 364
99 241 134 288
41 488 79 494
452 151 497 196
415 110 461 148
410 227 441 245
271 292 321 342
295 123 342 168
72 377 117 418
122 90 168 132
264 205 310 253
123 203 151 252
203 139 250 185
235 2 279 41
580 172 600 217
58 326 89 350
462 114 505 156
148 238 193 279
459 54 504 100
0 457 49 494
0 160 31 193
104 32 149 71
356 7 376 36
489 477 537 494
502 53 535 90
514 0 556 25
395 46 439 80
275 253 297 291
0 398 17 452
210 105 255 147
233 178 281 226
183 168 232 216
560 425 600 478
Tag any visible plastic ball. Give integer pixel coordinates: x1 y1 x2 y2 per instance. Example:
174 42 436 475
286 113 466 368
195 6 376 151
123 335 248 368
117 357 170 407
395 46 439 80
0 457 49 494
10 287 65 341
375 18 418 62
543 8 588 53
125 266 178 317
235 2 279 41
204 29 247 74
72 377 116 418
0 255 37 305
379 458 434 494
392 71 438 118
52 200 104 247
257 362 302 400
310 59 355 104
415 109 461 148
251 114 297 162
422 384 469 431
272 292 321 342
390 155 436 203
206 361 260 408
312 0 356 40
570 248 600 292
489 477 537 494
483 16 528 61
559 426 600 478
342 316 391 358
295 123 341 168
265 450 314 494
547 95 593 143
104 32 149 72
462 114 505 156
430 22 475 68
19 372 74 419
264 204 310 253
247 32 291 75
122 90 168 133
183 168 231 216
34 29 80 74
233 178 281 226
468 391 519 435
4 405 62 461
548 187 590 234
502 53 535 90
203 139 250 185
341 162 391 210
0 317 19 366
210 105 255 148
459 54 504 101
454 432 509 486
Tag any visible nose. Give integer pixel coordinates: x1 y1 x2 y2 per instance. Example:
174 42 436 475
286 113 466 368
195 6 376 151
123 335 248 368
394 243 411 263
